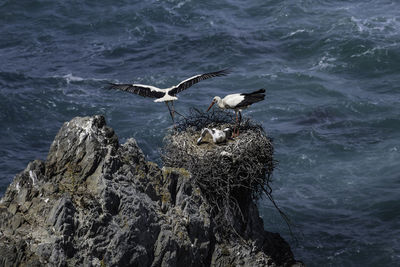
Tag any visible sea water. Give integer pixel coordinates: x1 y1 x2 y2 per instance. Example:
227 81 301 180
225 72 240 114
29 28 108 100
1 1 399 266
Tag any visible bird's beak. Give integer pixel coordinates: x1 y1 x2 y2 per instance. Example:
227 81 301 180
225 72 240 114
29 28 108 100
207 100 216 112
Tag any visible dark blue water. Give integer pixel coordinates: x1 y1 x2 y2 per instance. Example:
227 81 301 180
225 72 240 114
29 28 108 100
1 0 399 265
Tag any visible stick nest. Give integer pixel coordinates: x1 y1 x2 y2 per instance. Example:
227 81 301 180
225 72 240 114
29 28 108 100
162 109 276 232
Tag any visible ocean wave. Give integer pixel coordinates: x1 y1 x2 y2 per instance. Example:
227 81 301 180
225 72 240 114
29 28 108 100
350 16 400 36
0 71 108 89
2 0 400 266
310 54 339 71
56 73 107 84
282 28 314 39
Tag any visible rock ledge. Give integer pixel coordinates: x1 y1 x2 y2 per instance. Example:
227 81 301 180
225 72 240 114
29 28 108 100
0 115 302 267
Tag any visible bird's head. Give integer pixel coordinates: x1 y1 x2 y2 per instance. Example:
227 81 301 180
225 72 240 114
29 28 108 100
206 96 221 112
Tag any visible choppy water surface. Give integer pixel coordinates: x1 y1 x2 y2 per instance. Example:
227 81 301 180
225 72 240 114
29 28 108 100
1 1 399 265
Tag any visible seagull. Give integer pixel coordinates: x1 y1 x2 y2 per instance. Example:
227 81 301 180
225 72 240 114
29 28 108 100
197 128 232 145
109 69 229 124
206 89 265 137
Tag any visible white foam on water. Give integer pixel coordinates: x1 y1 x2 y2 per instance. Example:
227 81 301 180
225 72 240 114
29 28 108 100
63 73 84 83
51 74 108 85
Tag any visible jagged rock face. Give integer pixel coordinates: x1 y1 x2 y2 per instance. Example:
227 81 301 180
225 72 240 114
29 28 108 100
0 115 301 267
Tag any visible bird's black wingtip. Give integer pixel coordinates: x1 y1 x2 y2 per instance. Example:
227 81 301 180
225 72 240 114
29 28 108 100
208 68 231 77
219 68 232 76
107 82 118 89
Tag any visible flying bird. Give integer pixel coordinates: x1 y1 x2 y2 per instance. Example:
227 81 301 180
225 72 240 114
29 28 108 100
109 69 229 124
206 89 265 137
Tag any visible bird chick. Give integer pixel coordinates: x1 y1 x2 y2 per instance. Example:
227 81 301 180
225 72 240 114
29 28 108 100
197 128 232 145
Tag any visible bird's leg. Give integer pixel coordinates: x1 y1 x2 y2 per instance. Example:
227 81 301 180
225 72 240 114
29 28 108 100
171 101 187 119
232 112 236 138
165 102 175 127
237 111 242 137
236 112 240 137
233 111 239 138
171 101 176 120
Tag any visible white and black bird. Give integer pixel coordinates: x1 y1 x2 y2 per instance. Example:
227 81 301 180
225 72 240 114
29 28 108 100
206 89 265 136
109 69 229 124
197 128 232 145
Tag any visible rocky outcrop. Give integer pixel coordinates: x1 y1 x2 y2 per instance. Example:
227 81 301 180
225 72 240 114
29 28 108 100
0 115 302 266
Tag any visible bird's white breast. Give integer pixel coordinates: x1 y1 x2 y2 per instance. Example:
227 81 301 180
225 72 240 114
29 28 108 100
154 94 178 102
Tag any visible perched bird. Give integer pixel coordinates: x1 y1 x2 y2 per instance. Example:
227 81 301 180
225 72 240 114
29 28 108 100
206 89 265 136
197 128 232 145
109 69 229 124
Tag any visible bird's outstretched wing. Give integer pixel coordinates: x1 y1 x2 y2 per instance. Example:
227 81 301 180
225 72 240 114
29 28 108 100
169 69 230 95
108 83 165 98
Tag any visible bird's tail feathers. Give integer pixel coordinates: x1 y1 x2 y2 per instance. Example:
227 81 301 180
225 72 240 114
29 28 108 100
251 88 266 94
244 88 266 95
108 82 119 89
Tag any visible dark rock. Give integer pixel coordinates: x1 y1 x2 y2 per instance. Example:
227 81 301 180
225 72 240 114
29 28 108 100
0 115 302 266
